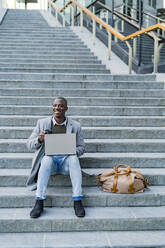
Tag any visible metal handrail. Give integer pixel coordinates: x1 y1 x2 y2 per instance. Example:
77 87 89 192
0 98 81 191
120 2 165 24
48 0 165 74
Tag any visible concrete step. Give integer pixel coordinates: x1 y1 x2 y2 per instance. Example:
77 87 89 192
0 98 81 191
1 21 49 25
1 126 165 139
0 40 87 47
1 24 50 27
0 32 78 36
0 50 93 55
0 54 98 60
0 167 163 186
1 96 165 106
0 37 82 42
5 17 45 19
0 63 105 70
0 115 164 127
0 47 91 52
0 105 165 116
1 88 165 97
2 152 165 169
0 35 80 39
0 40 85 45
0 73 155 81
0 88 165 98
1 31 78 35
0 25 51 28
2 17 48 20
0 27 73 31
1 138 165 153
0 186 164 208
0 58 101 64
0 29 75 34
0 81 162 90
0 206 165 232
0 44 88 49
0 68 110 74
1 231 165 248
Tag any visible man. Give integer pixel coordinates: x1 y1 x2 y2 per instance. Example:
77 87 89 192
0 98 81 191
26 97 85 218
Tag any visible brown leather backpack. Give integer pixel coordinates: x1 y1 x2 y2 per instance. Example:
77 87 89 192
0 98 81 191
98 164 149 194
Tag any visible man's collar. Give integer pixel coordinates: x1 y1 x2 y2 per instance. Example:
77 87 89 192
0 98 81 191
52 116 67 126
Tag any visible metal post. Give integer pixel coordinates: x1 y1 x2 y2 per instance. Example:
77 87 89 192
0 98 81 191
14 0 16 9
133 37 137 57
157 19 160 36
131 8 134 19
49 2 51 15
126 41 133 74
56 9 58 21
122 3 124 15
106 10 109 24
125 0 128 16
158 43 164 64
121 20 124 32
154 37 159 73
87 17 89 28
114 20 119 42
63 15 65 27
111 0 114 27
93 6 96 45
99 10 102 30
146 15 149 27
71 5 74 26
108 31 112 60
80 10 83 31
138 0 143 67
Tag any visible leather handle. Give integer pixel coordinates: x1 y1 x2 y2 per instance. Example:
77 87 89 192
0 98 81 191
114 164 131 175
111 174 118 193
128 174 135 194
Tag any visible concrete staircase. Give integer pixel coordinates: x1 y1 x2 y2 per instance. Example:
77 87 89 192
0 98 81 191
1 8 165 247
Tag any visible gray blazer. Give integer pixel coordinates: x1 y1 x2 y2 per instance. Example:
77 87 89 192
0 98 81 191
26 116 85 190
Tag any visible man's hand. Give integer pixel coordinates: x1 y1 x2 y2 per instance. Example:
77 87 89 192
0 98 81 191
38 131 45 143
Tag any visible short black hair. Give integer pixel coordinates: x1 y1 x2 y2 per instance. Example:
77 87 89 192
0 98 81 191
54 97 67 107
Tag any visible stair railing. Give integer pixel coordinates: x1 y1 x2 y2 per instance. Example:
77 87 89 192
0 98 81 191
48 0 165 74
48 0 66 27
120 2 165 34
88 1 165 72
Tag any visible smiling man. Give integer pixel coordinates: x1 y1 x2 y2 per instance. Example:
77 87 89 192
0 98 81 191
26 97 85 218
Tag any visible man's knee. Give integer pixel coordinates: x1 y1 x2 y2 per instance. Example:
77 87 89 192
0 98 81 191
67 155 79 165
66 155 81 172
41 155 53 169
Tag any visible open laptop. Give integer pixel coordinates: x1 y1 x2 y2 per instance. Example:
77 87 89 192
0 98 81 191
45 133 76 155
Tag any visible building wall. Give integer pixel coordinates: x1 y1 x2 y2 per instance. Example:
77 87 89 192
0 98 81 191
107 0 165 26
104 0 165 13
105 0 123 9
0 0 47 9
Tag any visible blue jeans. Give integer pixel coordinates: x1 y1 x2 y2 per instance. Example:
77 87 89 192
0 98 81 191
36 155 83 201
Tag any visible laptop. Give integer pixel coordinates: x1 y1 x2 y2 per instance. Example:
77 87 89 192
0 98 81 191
45 133 76 155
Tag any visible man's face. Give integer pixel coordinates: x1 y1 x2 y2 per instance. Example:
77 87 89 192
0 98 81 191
52 99 68 119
